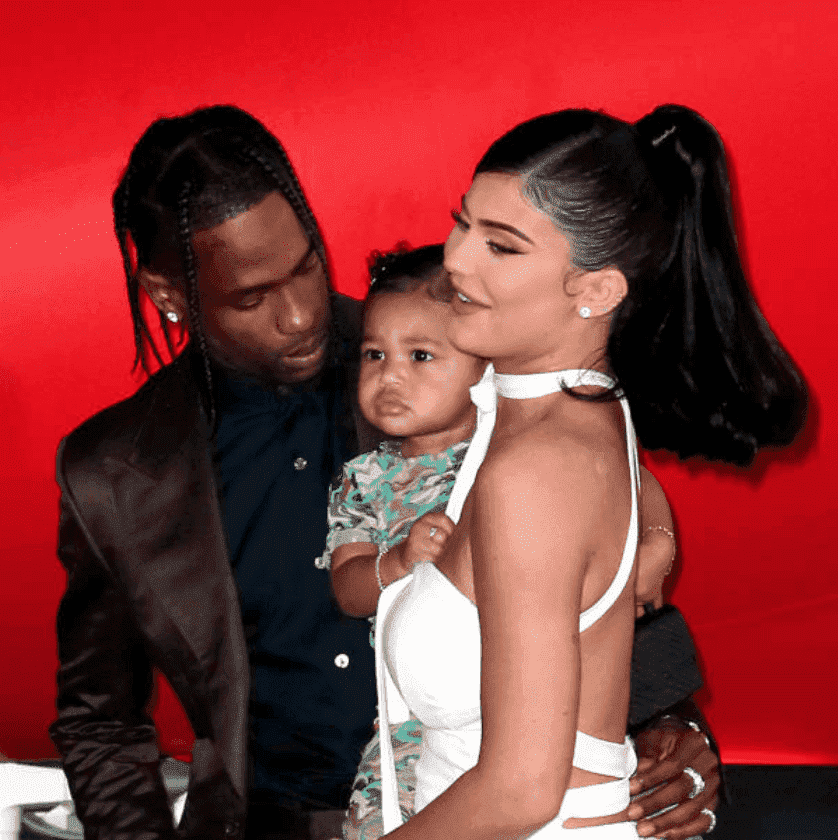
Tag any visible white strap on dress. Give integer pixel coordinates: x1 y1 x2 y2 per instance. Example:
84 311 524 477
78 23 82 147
443 363 496 526
375 574 413 833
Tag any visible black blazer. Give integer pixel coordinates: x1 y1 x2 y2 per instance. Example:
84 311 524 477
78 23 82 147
51 296 378 840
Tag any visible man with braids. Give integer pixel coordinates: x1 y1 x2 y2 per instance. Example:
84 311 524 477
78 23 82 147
50 106 720 840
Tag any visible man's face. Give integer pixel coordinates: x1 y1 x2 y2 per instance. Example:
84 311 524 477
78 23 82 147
191 191 331 387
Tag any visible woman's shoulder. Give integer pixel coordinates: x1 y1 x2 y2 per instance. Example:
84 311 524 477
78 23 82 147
480 404 624 513
481 432 594 514
494 403 616 468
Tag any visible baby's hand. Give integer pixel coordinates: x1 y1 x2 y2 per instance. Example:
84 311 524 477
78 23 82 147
400 511 455 568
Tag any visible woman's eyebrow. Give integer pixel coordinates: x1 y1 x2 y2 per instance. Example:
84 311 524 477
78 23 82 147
462 194 534 245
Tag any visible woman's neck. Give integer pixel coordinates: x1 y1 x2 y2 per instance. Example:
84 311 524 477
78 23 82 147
491 325 609 377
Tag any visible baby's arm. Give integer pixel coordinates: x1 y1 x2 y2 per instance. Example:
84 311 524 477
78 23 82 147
332 511 454 617
636 465 677 616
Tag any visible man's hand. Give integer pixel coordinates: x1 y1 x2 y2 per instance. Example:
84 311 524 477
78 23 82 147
628 719 720 838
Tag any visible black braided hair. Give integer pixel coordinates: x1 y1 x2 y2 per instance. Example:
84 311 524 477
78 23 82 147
475 106 807 465
113 105 328 426
114 168 177 372
174 180 219 426
241 146 328 273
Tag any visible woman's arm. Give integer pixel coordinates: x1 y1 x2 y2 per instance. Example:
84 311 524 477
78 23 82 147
386 435 601 839
636 466 676 614
629 468 722 838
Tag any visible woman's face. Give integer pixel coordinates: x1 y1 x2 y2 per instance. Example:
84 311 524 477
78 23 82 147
443 172 582 374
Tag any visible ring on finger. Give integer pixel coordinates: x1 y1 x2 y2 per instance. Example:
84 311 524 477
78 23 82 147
701 808 717 834
687 720 713 751
683 766 705 799
429 527 438 538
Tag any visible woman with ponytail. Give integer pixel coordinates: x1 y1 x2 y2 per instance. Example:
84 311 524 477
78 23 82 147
369 106 806 839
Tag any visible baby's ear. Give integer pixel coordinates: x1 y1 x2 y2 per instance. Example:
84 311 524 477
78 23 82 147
577 267 628 317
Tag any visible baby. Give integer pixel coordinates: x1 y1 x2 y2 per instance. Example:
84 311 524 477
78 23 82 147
320 244 678 840
326 244 485 617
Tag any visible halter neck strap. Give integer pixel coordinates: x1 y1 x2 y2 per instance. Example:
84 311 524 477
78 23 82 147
445 365 615 524
494 368 615 399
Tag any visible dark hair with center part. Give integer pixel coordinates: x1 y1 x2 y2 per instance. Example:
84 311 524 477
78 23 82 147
113 104 328 425
475 105 807 465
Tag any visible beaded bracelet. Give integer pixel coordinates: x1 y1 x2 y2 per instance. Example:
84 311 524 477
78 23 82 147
375 544 388 592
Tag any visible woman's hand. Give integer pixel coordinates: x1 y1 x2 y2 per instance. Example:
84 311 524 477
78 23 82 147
628 720 720 838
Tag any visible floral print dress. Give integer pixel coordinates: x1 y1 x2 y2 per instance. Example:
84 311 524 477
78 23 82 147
320 439 469 840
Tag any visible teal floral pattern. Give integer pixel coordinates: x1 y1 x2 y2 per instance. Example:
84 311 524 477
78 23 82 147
343 719 424 840
321 439 469 569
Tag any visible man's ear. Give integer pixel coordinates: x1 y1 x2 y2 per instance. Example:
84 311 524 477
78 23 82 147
137 267 187 323
577 267 628 317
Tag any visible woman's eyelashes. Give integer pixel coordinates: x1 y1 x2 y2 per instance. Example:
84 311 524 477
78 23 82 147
451 208 469 230
450 208 521 256
486 240 520 256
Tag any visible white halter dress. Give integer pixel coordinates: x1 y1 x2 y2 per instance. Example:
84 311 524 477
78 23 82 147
374 366 641 838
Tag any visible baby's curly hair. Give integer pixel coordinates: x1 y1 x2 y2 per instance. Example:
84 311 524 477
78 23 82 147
366 242 450 304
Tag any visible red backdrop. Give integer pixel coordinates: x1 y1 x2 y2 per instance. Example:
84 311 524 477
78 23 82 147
1 0 835 764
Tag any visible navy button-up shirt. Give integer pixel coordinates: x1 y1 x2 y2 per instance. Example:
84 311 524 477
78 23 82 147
215 361 377 810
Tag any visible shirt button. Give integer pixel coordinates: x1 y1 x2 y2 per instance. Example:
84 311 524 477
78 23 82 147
334 653 349 668
294 456 308 471
314 556 328 569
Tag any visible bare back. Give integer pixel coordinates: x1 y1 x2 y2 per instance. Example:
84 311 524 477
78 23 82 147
434 390 637 797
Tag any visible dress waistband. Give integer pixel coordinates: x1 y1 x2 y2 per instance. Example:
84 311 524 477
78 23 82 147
573 732 636 778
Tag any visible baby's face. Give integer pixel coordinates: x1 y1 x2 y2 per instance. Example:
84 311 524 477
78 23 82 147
359 288 486 455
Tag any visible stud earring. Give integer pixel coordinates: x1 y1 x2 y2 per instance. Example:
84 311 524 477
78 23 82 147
166 311 179 323
579 306 592 319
